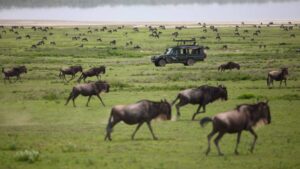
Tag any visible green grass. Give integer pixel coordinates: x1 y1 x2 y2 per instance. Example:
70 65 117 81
0 24 300 169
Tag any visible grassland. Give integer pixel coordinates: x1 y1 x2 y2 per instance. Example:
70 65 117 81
0 23 300 169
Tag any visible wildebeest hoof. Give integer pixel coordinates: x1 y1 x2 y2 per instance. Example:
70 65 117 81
235 151 239 155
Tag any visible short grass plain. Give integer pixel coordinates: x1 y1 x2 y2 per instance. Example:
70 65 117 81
0 23 300 169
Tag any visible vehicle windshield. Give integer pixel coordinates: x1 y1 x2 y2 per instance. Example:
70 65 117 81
165 48 173 55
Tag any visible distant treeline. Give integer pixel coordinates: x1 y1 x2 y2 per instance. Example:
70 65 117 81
0 0 299 8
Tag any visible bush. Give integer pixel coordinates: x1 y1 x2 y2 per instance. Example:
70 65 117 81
15 150 40 163
237 94 256 99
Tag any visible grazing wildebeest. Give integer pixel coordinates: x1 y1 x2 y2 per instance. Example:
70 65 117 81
104 99 172 141
82 38 88 42
65 81 109 107
200 101 271 156
218 62 240 71
77 66 106 82
2 66 27 82
110 40 116 45
59 65 83 81
50 41 56 45
133 45 141 49
172 85 228 120
267 67 288 88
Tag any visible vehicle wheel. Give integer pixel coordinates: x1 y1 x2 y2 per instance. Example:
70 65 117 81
186 59 195 66
158 59 166 67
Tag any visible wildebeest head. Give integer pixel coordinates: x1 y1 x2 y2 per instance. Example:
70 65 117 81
100 66 106 74
95 81 110 93
281 67 288 76
237 101 271 125
256 101 271 124
218 85 228 101
159 99 172 120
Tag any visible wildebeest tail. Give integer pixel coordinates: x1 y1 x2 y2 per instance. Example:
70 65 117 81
172 94 179 105
200 117 212 127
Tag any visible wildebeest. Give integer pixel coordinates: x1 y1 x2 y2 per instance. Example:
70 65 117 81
218 62 240 71
2 66 27 82
110 40 116 45
77 66 106 82
65 81 109 107
104 99 172 141
267 67 288 88
50 41 56 45
172 85 228 120
59 65 83 81
200 101 271 156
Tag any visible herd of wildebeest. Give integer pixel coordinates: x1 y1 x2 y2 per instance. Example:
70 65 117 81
0 22 294 156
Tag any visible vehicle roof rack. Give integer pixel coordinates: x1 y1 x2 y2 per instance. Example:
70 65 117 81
173 38 196 45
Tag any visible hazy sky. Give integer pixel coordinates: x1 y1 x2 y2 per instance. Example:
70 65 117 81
0 1 299 21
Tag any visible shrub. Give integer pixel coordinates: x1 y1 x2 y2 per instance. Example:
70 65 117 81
237 94 256 99
15 150 40 163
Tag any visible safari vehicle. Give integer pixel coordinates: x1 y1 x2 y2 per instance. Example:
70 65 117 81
151 39 207 66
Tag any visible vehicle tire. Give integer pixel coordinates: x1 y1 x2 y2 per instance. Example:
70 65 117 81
186 58 195 66
158 59 166 67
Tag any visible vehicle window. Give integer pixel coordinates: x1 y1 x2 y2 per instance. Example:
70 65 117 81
165 48 173 55
181 48 189 55
191 48 200 54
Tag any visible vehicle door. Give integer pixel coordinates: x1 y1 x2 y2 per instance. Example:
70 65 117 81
177 48 188 62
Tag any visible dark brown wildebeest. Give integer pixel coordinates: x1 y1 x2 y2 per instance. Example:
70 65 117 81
77 66 106 82
31 45 37 49
200 101 271 156
25 34 31 39
82 38 88 42
2 66 27 82
267 67 288 88
65 80 109 107
104 99 172 141
133 45 141 49
97 38 102 42
218 62 240 71
59 65 83 81
172 32 179 38
172 85 228 120
50 41 56 45
110 40 116 45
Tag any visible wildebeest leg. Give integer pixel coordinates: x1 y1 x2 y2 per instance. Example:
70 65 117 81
65 92 73 106
67 74 75 82
206 130 217 155
249 128 258 153
234 132 242 155
175 100 188 117
96 94 105 107
86 96 92 107
131 122 144 140
192 104 202 120
146 121 158 140
214 132 225 156
284 79 287 87
71 92 80 107
96 74 100 80
280 80 282 88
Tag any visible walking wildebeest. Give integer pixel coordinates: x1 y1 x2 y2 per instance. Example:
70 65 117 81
218 62 240 71
59 65 83 82
65 81 109 107
77 66 106 82
2 66 27 82
104 99 172 141
172 85 228 120
200 101 271 156
267 67 288 88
